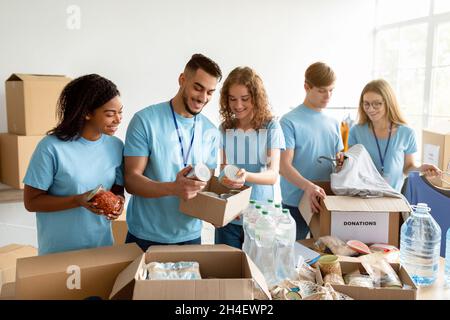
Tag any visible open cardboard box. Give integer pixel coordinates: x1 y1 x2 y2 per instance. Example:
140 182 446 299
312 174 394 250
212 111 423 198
0 244 37 299
109 244 271 300
299 181 410 247
15 243 142 300
179 176 252 226
318 259 417 300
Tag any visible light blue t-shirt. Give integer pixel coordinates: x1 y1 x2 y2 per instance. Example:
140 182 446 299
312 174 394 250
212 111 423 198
221 120 286 225
280 104 343 207
124 102 219 243
348 123 417 192
23 134 124 255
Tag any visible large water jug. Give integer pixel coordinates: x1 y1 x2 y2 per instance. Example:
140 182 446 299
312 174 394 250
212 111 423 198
400 203 441 286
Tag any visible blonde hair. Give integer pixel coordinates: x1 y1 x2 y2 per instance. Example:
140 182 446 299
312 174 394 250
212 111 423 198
357 79 408 126
305 62 336 88
219 67 273 130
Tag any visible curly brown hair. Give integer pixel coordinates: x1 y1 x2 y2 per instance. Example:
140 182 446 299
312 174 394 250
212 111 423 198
219 67 273 130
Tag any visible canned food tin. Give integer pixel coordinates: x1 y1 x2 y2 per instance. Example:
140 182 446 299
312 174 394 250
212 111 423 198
87 184 105 201
186 163 211 182
200 191 220 198
218 164 240 184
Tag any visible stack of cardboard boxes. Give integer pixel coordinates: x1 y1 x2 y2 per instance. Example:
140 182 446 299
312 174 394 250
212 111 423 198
0 74 71 189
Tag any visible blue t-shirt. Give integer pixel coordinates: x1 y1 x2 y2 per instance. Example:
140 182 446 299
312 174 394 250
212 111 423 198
124 102 219 243
348 123 417 192
280 104 343 207
221 119 286 225
23 134 124 255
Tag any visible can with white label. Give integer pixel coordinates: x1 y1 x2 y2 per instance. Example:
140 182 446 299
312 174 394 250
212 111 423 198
186 163 211 182
218 164 240 185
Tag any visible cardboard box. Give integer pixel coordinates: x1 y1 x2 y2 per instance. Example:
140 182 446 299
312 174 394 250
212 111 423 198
322 259 417 300
0 244 37 299
0 282 15 300
179 176 252 226
15 243 142 300
0 133 44 189
422 125 450 188
5 74 71 135
112 210 128 245
109 244 271 300
303 195 410 247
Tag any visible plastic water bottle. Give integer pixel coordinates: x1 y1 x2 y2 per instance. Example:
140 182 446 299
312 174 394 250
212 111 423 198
273 203 283 223
445 228 450 285
264 199 275 215
400 203 441 286
254 210 277 286
275 209 297 282
242 200 257 254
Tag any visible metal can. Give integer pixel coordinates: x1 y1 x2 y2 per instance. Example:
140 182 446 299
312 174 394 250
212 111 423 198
218 164 240 184
87 184 105 201
185 163 211 182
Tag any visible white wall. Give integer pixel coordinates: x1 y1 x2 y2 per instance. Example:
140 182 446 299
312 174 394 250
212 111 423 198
0 0 376 246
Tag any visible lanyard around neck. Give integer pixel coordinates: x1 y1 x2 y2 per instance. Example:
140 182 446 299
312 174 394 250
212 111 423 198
169 99 196 167
372 122 392 175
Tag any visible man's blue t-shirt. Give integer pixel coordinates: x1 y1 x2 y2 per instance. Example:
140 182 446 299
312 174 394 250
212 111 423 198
280 104 343 207
124 102 219 243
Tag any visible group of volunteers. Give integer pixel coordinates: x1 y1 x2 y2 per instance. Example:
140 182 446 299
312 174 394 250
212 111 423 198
23 53 441 255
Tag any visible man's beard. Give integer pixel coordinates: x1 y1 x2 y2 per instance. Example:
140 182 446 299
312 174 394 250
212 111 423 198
182 91 203 116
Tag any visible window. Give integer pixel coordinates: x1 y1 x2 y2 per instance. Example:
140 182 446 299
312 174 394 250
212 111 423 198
374 0 450 157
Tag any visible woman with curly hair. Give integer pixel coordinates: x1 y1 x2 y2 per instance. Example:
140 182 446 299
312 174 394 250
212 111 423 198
23 74 125 255
215 66 285 249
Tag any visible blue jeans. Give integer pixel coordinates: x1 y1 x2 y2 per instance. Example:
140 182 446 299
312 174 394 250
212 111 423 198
125 232 201 252
215 223 244 249
282 203 310 240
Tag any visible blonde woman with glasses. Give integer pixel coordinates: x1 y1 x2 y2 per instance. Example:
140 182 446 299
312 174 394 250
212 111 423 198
348 79 441 192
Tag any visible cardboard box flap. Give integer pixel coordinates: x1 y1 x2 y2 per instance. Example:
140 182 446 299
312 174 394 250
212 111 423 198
423 125 450 135
7 74 70 82
16 243 142 278
147 244 241 254
243 254 271 300
323 196 411 212
0 245 37 286
109 254 144 299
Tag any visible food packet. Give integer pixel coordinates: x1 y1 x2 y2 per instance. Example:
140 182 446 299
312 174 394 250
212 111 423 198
314 236 358 256
323 273 345 285
297 261 319 283
140 261 202 280
360 252 402 288
344 270 374 288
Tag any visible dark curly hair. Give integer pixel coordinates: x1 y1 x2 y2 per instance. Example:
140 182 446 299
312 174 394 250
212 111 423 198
48 74 120 141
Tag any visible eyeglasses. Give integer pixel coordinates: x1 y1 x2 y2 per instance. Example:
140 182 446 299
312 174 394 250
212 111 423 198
363 101 384 110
